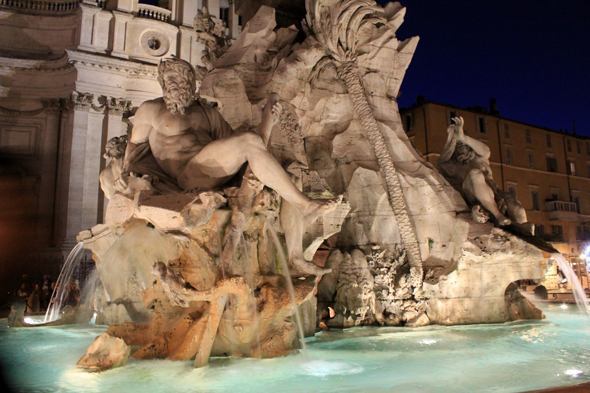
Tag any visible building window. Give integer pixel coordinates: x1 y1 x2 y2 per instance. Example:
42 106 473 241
531 191 540 211
147 38 161 50
567 139 572 152
477 116 487 134
577 223 590 241
572 195 581 213
404 114 412 132
506 147 513 165
546 156 558 172
551 225 563 242
504 123 510 139
587 163 590 178
525 128 531 144
507 186 517 197
536 225 544 237
220 2 231 30
568 161 577 176
528 152 534 169
586 142 590 155
577 141 582 154
546 134 552 148
447 110 458 126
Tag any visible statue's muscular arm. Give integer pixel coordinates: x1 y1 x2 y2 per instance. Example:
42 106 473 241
452 117 491 160
114 101 158 192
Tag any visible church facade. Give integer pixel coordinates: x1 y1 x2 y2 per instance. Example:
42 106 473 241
0 0 240 263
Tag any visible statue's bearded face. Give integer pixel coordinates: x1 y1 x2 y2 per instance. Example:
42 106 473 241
161 70 194 115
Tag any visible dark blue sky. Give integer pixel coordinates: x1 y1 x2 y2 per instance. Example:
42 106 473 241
384 0 590 136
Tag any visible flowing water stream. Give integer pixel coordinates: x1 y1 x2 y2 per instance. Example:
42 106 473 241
262 217 308 356
44 242 85 323
551 253 590 317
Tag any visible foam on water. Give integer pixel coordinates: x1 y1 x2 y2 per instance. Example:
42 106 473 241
1 304 590 393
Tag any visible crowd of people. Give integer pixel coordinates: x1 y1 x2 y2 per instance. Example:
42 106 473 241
14 274 82 314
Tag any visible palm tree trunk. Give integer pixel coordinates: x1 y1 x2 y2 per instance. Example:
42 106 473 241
336 61 423 282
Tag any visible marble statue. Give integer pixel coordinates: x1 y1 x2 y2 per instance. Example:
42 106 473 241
100 135 128 200
437 117 530 230
194 7 229 71
115 57 338 275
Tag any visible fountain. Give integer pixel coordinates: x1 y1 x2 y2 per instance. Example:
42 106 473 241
2 0 587 392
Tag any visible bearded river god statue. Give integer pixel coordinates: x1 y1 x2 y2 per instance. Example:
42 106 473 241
78 0 553 371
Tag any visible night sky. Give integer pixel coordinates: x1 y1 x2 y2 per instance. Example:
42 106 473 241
380 0 590 136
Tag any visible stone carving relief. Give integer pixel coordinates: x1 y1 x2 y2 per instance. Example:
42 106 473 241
194 6 231 71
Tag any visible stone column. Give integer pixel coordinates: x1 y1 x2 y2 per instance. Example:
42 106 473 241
57 92 106 253
38 99 62 247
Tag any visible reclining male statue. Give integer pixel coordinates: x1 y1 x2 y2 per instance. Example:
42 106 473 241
437 116 532 233
113 57 339 275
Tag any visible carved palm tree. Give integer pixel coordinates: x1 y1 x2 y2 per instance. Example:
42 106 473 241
305 0 423 288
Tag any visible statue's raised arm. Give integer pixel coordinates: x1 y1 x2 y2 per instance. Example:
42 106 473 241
437 116 533 230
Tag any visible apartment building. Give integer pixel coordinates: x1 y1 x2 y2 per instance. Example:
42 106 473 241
400 97 590 256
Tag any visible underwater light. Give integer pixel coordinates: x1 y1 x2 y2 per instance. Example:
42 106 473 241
565 369 583 376
561 304 569 309
418 339 437 345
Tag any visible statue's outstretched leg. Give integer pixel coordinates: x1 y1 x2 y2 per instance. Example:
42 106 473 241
280 190 332 276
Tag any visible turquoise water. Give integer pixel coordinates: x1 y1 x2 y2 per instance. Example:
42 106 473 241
1 304 589 393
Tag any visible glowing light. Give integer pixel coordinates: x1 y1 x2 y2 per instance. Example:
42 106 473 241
418 339 437 345
300 360 363 377
565 369 583 376
23 318 35 324
561 304 569 309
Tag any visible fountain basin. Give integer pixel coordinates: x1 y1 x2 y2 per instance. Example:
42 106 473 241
1 304 589 393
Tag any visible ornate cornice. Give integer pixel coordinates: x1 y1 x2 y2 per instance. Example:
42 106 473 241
70 59 159 77
0 105 45 117
0 95 129 116
65 92 134 115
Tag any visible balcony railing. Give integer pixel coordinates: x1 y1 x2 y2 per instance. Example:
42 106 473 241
136 4 171 22
547 200 579 221
0 0 81 12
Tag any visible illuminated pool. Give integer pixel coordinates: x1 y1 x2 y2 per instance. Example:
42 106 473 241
1 304 588 393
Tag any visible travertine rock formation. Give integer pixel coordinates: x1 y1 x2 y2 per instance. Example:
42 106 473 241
77 333 131 372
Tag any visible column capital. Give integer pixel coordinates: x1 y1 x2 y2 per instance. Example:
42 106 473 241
70 91 95 112
106 97 133 116
41 99 62 114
